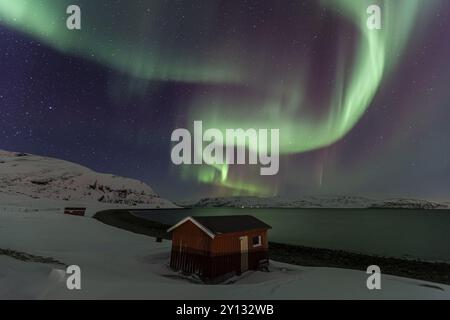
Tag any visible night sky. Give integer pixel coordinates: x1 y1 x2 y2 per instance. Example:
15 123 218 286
1 0 450 201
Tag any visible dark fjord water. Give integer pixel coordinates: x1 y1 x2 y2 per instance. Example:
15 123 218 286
133 208 450 262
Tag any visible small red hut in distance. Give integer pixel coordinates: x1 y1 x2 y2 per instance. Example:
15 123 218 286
168 215 271 282
64 207 86 217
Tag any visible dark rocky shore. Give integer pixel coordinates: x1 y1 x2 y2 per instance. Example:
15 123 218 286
94 209 450 285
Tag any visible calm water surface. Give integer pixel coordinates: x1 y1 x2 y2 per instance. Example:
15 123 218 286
132 208 450 262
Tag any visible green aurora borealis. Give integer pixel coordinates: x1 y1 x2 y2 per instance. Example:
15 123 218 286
1 0 448 198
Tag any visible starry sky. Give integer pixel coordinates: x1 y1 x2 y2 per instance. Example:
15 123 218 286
1 0 450 201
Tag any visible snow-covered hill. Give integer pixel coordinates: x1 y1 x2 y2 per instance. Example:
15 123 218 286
0 150 174 209
183 195 449 209
370 198 447 209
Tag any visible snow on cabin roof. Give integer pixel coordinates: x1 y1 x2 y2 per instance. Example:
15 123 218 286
167 215 272 238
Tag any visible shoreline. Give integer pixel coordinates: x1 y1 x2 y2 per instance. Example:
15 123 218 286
145 206 450 211
94 209 450 285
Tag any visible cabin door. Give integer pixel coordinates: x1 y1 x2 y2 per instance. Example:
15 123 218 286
239 236 249 273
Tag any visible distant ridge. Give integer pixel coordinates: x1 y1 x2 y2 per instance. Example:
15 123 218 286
177 195 448 209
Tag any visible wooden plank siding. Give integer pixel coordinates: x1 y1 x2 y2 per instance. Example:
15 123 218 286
171 220 211 252
211 229 269 254
170 220 269 281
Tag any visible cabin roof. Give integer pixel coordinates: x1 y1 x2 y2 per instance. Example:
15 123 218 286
167 215 272 238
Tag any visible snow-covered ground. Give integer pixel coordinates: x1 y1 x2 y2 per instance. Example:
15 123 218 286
1 209 449 300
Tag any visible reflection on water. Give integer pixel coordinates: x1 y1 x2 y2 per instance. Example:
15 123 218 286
133 208 450 262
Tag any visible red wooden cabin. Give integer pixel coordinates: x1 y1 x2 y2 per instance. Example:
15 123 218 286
64 207 86 217
168 215 271 282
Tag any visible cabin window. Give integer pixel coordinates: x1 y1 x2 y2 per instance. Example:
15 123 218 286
252 235 262 247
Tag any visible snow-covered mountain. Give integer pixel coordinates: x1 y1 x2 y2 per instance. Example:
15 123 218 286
183 195 449 209
0 150 174 208
370 198 447 210
184 195 373 208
